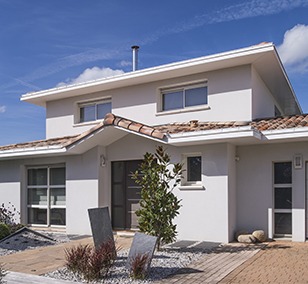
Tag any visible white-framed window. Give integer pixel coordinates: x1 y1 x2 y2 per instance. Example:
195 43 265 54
79 99 111 123
180 154 203 189
160 83 208 112
273 162 292 236
27 165 66 227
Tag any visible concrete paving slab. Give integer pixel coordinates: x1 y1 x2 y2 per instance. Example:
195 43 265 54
3 271 76 284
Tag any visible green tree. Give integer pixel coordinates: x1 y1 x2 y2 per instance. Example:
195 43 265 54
132 146 183 250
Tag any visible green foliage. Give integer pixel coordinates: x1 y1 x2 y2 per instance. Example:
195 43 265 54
0 203 24 237
8 223 25 235
129 253 149 280
65 240 117 282
0 202 20 226
132 146 183 249
0 223 10 240
0 263 6 284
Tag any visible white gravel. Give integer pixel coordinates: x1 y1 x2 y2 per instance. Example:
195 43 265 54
1 230 220 283
45 248 205 283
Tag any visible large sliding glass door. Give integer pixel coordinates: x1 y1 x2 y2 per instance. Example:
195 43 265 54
27 166 66 227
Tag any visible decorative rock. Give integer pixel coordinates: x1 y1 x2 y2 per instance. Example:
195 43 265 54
252 230 267 242
237 234 257 243
235 230 248 241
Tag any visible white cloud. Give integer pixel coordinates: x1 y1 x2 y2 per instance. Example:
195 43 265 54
0 106 6 113
277 24 308 72
118 60 132 67
57 66 124 87
141 0 308 45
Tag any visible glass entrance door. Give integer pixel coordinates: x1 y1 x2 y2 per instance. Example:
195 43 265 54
274 162 292 236
111 160 142 230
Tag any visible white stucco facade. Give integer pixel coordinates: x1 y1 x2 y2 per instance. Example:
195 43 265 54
0 43 307 243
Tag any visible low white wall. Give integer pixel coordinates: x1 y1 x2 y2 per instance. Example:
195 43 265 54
0 161 24 223
66 147 101 235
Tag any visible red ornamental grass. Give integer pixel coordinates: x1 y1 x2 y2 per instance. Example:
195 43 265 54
65 240 118 282
129 253 150 280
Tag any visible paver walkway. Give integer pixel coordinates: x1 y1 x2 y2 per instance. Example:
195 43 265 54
2 235 308 283
220 240 308 284
157 243 263 283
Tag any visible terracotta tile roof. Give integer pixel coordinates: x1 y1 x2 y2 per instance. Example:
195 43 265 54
0 135 78 151
1 114 308 153
155 115 308 134
155 120 250 134
104 113 165 140
251 115 308 131
0 113 166 152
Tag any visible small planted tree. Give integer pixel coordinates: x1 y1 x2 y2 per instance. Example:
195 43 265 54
132 146 183 250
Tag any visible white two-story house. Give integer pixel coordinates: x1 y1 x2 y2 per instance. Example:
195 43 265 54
1 42 307 243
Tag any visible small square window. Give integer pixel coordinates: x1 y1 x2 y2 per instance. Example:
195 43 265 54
187 156 202 182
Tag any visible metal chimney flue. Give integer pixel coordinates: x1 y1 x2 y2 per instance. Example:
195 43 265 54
131 45 139 71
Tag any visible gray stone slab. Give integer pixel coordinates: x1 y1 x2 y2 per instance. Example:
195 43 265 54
88 207 114 250
4 271 75 284
126 232 157 274
192 241 221 250
167 240 197 249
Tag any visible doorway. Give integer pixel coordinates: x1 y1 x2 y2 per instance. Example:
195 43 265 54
111 160 142 230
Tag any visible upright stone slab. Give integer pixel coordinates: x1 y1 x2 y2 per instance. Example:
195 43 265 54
88 207 114 250
126 232 158 274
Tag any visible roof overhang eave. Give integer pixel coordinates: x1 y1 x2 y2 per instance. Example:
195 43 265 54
0 146 67 160
261 127 308 142
66 125 166 154
166 127 262 146
21 43 276 107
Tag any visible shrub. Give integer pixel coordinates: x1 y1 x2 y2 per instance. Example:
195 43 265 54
8 223 25 235
0 263 6 284
0 224 10 240
132 146 183 249
65 239 117 282
0 203 20 226
65 244 92 277
129 253 149 280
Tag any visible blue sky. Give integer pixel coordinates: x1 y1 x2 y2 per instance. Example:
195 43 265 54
0 0 308 145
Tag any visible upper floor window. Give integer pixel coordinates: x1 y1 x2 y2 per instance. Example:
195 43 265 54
79 99 111 123
161 83 208 112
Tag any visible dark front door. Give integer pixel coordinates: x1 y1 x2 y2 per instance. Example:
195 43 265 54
111 160 142 230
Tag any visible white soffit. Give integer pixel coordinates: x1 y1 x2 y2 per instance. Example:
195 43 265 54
21 43 276 107
261 127 308 142
0 147 67 160
167 127 262 146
